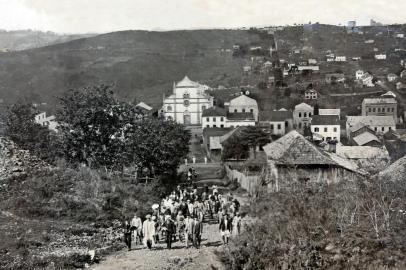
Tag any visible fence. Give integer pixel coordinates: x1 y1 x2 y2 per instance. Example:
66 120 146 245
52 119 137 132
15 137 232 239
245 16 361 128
224 165 260 196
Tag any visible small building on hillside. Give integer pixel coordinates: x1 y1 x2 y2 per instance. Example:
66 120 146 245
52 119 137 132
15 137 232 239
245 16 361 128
375 53 387 60
355 70 364 80
311 115 341 142
387 73 398 82
202 128 232 158
293 103 314 130
325 73 346 84
202 107 227 128
360 73 374 87
136 102 154 115
304 89 318 99
318 108 341 118
228 94 259 122
35 112 58 132
361 97 397 121
262 131 365 192
335 56 347 62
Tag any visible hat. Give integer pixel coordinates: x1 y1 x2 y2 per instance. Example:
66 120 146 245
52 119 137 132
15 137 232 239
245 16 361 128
146 214 151 219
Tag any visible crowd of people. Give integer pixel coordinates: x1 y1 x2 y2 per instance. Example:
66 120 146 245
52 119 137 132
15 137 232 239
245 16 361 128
123 182 242 251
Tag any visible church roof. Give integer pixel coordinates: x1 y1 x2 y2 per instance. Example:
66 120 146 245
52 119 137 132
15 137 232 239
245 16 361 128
176 76 198 88
294 102 313 111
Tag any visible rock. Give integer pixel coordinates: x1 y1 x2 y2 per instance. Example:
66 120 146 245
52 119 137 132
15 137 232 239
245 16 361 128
325 243 335 252
333 254 343 261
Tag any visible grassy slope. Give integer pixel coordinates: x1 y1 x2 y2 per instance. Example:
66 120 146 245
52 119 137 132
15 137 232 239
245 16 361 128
0 30 271 108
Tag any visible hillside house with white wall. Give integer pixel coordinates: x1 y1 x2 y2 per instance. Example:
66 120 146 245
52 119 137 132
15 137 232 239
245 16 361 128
293 103 314 131
228 94 259 122
35 112 58 132
311 115 341 142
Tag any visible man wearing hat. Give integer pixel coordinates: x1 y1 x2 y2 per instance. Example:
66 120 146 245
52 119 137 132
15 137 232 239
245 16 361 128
142 214 155 249
163 215 176 249
184 214 194 248
130 213 142 246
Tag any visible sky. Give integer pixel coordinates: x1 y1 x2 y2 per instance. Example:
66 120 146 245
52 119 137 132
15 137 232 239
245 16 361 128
0 0 404 34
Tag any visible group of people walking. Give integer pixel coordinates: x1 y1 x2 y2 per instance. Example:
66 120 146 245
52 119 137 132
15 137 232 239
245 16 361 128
123 182 242 251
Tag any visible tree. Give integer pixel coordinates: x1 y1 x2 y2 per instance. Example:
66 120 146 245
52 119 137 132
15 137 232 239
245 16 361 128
240 126 271 155
5 103 56 161
221 135 249 161
56 85 142 170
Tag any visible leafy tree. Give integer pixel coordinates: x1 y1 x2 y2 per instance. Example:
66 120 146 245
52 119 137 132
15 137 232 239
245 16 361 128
221 135 249 161
240 126 271 154
56 85 142 169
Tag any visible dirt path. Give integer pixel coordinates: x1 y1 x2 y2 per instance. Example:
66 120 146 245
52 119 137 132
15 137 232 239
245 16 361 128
91 217 226 270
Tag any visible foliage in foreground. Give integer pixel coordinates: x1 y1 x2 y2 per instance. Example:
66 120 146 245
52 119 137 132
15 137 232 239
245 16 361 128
221 179 406 270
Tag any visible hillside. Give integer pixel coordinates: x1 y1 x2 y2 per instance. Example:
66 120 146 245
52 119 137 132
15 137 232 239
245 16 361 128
0 29 272 108
0 30 94 51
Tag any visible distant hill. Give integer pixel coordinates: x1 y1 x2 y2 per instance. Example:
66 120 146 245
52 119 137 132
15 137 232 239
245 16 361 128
0 30 95 51
0 29 272 108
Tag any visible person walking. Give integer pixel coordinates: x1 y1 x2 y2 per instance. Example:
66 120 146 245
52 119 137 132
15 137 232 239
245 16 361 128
232 212 242 236
219 213 232 245
142 214 156 250
130 213 142 246
123 219 133 251
192 216 202 248
184 214 194 249
163 215 176 249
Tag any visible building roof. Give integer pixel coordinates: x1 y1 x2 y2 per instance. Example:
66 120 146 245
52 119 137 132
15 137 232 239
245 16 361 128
336 145 389 159
352 132 381 146
349 122 370 133
311 115 340 125
176 76 198 88
381 91 397 98
347 116 396 127
263 131 364 174
220 126 248 144
226 112 255 121
261 110 293 122
136 102 153 111
379 154 406 181
229 95 258 107
294 102 313 111
203 127 233 140
362 98 397 104
202 106 227 117
319 109 340 116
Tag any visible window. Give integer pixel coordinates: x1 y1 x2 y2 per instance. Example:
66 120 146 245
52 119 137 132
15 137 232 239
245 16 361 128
206 125 210 128
333 137 337 140
304 112 307 117
242 109 246 113
389 127 392 130
374 127 377 132
184 100 190 106
368 108 372 112
309 113 312 117
324 127 328 132
378 108 381 113
167 106 172 111
206 117 209 121
270 124 274 130
314 127 319 132
391 108 395 112
382 127 385 132
220 117 224 122
277 124 281 130
326 137 332 141
213 124 217 128
202 106 206 111
299 113 302 117
234 109 238 113
333 127 337 132
213 117 217 122
220 124 224 128
373 108 376 112
387 107 390 112
298 123 302 128
285 121 289 127
183 93 190 99
250 109 254 113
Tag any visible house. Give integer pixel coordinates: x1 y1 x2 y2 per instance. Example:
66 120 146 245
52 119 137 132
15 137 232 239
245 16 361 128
336 145 390 173
325 73 345 84
375 53 387 60
263 61 272 68
360 73 374 87
228 94 259 122
35 112 58 132
365 39 375 44
355 70 364 80
304 89 318 100
293 103 313 130
298 66 320 73
243 66 252 73
225 112 256 128
262 131 365 192
387 73 398 82
202 127 232 158
260 110 293 136
352 57 361 61
311 115 341 142
202 107 227 128
162 76 213 125
361 97 397 121
346 116 396 138
396 82 406 90
308 59 317 65
335 56 347 62
396 33 405 38
350 127 382 147
135 102 154 115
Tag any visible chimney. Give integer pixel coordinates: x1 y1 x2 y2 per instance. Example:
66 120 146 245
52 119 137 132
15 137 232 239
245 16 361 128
328 140 337 153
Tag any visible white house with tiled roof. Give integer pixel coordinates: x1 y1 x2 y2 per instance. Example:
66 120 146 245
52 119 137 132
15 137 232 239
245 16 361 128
162 76 213 125
228 94 259 121
346 115 396 138
361 97 397 121
293 103 314 131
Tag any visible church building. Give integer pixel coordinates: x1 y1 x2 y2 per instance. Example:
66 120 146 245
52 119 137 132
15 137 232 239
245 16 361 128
162 76 213 125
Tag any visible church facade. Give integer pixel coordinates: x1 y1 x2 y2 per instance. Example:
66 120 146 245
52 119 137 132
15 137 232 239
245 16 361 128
162 76 213 125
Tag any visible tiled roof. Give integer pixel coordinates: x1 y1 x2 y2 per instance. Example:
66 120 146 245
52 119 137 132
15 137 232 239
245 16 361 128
202 106 227 117
229 95 258 107
337 145 389 159
347 116 396 127
203 127 233 139
136 102 153 111
353 132 381 146
294 102 313 111
176 76 198 88
311 115 340 125
261 110 293 122
263 131 365 174
319 109 340 116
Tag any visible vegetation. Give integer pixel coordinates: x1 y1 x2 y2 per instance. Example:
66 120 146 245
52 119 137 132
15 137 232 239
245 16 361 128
221 179 406 270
